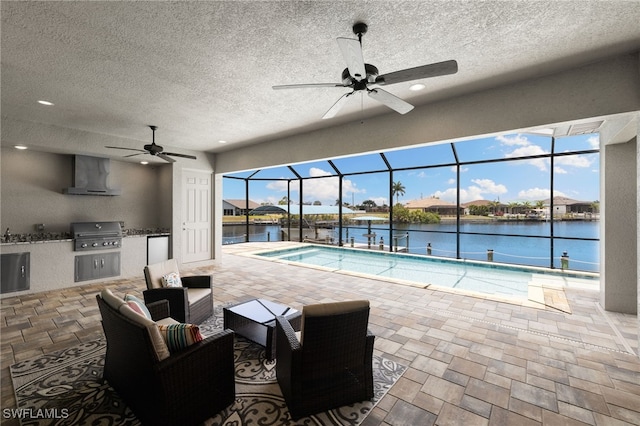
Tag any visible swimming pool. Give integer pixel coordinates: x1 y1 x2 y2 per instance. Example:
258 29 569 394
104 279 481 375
254 245 598 299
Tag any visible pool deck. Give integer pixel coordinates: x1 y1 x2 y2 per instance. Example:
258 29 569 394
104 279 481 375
2 241 639 425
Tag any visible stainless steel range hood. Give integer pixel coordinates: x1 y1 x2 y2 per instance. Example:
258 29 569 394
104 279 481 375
64 155 122 196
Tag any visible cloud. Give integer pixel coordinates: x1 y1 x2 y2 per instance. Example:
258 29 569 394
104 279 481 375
265 167 363 204
432 188 461 202
450 166 468 173
554 166 568 174
432 178 507 203
265 180 288 193
496 134 531 146
554 155 593 168
432 187 487 203
587 135 599 149
471 179 507 195
517 188 567 200
447 178 456 184
505 145 549 171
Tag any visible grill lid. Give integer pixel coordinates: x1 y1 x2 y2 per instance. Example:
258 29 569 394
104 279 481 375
71 221 122 239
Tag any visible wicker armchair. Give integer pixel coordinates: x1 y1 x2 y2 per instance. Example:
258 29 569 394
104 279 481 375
96 291 235 426
275 300 375 420
143 259 213 324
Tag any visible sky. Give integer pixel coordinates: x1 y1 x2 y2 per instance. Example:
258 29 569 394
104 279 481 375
223 133 600 207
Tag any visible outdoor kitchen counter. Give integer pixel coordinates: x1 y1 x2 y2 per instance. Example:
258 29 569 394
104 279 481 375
0 228 169 244
0 233 161 297
0 238 73 245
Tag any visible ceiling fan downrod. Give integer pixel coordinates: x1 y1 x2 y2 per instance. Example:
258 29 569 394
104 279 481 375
352 22 368 45
149 125 157 144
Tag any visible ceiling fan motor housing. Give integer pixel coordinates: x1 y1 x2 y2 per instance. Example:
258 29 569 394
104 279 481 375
144 143 163 154
341 64 379 86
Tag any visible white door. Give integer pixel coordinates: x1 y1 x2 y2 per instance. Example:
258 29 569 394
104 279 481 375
182 170 212 263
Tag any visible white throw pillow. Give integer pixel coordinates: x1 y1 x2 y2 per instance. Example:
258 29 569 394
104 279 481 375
162 271 182 288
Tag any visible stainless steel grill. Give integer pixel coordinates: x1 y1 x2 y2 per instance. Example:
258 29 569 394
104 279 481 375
71 221 122 251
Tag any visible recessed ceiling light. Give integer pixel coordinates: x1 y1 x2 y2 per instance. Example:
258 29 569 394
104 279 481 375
409 84 425 91
14 145 28 150
140 161 149 165
218 140 228 144
37 100 54 106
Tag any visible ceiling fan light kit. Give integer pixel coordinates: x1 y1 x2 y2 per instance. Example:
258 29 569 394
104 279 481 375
106 125 197 163
273 22 458 119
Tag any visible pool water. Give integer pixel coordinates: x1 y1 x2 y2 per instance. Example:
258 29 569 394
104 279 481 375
255 245 598 298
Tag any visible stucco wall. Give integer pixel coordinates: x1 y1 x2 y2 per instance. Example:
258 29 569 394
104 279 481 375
0 148 171 234
601 137 638 314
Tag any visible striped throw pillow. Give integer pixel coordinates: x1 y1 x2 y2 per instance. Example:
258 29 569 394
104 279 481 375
123 294 152 320
157 323 203 353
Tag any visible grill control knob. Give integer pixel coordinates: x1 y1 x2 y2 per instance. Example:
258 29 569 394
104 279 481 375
81 243 87 248
103 242 109 246
92 243 98 247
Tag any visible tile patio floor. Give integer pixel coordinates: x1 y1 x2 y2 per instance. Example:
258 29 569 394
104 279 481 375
1 242 639 425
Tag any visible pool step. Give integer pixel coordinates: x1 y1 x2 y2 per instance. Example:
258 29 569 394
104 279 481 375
271 248 319 259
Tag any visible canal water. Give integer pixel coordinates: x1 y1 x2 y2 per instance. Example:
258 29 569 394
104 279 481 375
223 221 600 272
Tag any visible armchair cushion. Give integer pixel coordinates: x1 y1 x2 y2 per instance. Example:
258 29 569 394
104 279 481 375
158 323 204 353
145 259 182 289
110 298 171 362
101 288 126 310
187 288 211 304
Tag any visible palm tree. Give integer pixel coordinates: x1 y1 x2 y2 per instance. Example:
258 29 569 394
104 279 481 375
392 181 406 205
507 201 521 215
488 200 500 215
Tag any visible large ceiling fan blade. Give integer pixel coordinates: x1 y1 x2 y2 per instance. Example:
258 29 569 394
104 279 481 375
322 92 354 119
105 146 146 153
123 153 145 158
337 37 366 81
273 83 347 90
368 89 414 114
157 153 176 163
376 60 458 86
164 152 197 160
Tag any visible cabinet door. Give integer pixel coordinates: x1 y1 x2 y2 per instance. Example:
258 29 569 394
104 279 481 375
75 254 98 282
1 253 30 293
99 252 121 278
75 252 121 282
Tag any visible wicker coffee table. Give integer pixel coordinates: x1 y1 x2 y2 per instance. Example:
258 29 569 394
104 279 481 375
223 298 302 360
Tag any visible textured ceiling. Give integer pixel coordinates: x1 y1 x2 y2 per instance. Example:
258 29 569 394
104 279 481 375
2 1 640 161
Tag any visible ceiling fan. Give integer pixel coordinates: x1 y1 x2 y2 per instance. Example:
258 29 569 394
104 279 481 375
273 22 458 119
106 125 197 163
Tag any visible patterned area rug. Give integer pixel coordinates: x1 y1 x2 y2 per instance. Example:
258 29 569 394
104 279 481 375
10 310 405 426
